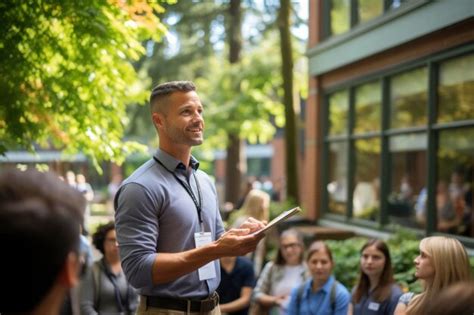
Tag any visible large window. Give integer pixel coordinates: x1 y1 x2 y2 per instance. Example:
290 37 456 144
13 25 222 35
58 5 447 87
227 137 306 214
324 51 474 239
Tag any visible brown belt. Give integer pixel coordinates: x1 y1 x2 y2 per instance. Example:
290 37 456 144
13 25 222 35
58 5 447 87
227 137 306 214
145 292 219 313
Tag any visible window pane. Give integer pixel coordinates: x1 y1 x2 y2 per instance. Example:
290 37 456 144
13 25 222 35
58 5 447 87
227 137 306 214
388 133 427 228
390 67 428 129
438 54 474 123
354 80 381 133
328 90 349 136
358 0 384 23
331 0 350 35
436 127 474 236
328 141 348 214
353 137 380 220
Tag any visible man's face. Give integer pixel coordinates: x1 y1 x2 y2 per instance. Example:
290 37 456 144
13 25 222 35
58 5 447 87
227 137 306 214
158 91 205 147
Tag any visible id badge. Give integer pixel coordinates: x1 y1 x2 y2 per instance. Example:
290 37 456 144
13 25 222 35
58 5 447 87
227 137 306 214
194 232 217 281
368 302 380 311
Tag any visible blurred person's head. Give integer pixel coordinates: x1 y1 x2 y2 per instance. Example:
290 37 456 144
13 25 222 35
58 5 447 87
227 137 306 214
76 173 86 184
406 236 471 315
425 281 474 315
65 170 76 184
93 221 119 263
306 241 334 287
353 239 395 303
0 169 85 314
275 229 304 266
240 189 270 221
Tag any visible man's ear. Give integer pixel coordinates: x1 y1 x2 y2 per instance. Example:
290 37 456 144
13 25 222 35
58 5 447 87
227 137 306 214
152 112 164 129
58 252 81 288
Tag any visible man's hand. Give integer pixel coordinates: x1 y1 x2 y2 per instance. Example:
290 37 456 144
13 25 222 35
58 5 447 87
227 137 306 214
214 224 265 257
238 217 267 233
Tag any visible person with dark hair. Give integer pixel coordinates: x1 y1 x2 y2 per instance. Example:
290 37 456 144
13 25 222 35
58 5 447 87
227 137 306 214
0 168 85 315
217 255 256 315
252 229 308 315
79 221 138 314
348 239 402 315
115 81 265 315
287 241 350 315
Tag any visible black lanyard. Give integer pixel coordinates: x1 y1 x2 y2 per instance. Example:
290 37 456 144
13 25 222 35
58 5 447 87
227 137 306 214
101 259 130 313
153 156 204 229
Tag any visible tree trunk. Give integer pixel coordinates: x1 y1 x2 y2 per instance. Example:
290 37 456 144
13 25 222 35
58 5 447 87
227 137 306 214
278 0 299 204
225 0 245 206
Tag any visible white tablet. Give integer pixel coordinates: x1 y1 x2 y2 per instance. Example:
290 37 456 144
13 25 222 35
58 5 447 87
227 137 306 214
252 206 301 236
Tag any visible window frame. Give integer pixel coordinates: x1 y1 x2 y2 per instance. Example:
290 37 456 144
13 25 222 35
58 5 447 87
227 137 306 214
321 44 474 245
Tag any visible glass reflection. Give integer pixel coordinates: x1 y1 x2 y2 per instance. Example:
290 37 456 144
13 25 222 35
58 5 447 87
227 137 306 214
358 0 383 23
354 80 381 133
353 138 380 220
390 67 428 129
388 133 427 228
328 141 348 214
438 54 474 123
328 90 349 136
330 0 350 35
436 127 474 236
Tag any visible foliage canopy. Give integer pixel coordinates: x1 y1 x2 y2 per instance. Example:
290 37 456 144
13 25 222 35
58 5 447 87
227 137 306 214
0 0 170 169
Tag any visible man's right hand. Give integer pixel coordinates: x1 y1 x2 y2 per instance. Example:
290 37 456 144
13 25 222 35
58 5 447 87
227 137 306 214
214 226 265 257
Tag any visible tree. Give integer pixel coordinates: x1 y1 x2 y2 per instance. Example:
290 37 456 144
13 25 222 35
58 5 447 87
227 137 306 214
224 0 244 205
0 0 169 170
278 0 299 203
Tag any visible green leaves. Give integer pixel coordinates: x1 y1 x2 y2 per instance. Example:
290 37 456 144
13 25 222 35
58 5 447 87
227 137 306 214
0 0 168 168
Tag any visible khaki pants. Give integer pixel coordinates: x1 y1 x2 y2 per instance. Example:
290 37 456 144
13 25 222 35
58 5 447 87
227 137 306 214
137 296 222 315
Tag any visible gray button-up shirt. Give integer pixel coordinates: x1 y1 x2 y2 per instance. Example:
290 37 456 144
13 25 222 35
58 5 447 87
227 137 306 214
115 149 225 299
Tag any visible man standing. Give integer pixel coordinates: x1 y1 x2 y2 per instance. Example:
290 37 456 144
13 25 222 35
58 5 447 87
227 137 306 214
0 169 85 315
115 81 265 315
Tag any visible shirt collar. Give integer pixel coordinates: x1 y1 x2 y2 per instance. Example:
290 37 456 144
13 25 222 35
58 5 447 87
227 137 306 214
155 149 200 171
304 275 335 298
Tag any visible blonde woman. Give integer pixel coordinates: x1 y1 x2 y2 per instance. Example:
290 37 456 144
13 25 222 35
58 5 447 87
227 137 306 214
230 189 271 274
394 236 472 315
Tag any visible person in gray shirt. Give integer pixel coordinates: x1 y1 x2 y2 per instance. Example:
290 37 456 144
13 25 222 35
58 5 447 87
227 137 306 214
115 81 266 315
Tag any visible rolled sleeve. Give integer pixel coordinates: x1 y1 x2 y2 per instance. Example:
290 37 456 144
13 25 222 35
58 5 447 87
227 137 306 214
115 182 160 289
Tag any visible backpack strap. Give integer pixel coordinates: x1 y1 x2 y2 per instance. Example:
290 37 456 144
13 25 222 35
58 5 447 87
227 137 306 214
330 280 338 313
91 261 102 309
295 282 306 315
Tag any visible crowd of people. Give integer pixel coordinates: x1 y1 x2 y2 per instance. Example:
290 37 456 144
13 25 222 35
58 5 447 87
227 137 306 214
1 81 473 315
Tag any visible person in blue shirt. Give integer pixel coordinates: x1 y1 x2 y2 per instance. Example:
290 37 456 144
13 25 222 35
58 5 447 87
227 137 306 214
287 241 350 315
348 239 402 315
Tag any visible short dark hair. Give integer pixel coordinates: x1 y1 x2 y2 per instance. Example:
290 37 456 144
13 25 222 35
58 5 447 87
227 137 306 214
92 221 116 255
149 81 196 113
0 169 85 312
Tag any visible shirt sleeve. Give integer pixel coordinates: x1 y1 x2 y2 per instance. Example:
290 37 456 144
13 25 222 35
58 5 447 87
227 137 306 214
334 283 351 315
241 258 257 288
114 182 159 289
